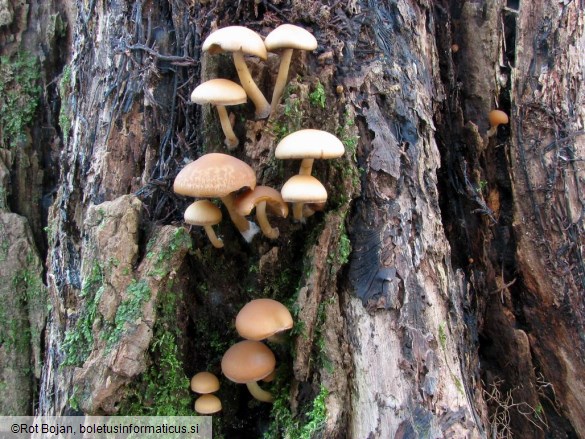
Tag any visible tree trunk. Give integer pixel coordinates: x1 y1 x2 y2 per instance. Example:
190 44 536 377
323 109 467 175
1 0 583 438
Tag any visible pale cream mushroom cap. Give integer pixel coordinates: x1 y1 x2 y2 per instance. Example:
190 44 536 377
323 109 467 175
275 129 344 160
280 175 327 204
173 153 256 198
190 79 247 106
184 200 222 227
264 24 317 52
194 394 222 414
202 26 267 60
235 299 293 341
190 371 220 394
221 340 276 384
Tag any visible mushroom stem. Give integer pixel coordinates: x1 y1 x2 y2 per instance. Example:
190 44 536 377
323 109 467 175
203 225 224 248
232 51 270 120
298 158 315 176
486 126 497 138
256 201 279 239
221 194 250 232
246 381 274 403
270 48 294 116
292 202 304 221
216 105 238 149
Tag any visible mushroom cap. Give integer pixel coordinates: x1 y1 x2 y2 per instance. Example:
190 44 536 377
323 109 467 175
221 340 276 383
202 26 267 60
235 298 293 341
488 109 509 127
194 394 222 414
280 175 328 204
275 129 345 160
184 200 222 226
234 186 289 217
264 24 318 52
173 153 257 198
190 371 220 394
191 79 247 106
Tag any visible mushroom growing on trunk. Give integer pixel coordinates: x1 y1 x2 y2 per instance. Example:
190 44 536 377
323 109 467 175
280 174 328 221
173 153 259 241
235 298 293 342
234 186 288 239
203 26 271 119
184 200 224 248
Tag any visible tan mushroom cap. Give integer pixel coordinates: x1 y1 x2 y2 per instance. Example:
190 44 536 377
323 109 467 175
190 371 220 394
275 129 345 160
191 79 247 106
184 200 222 226
194 394 222 414
236 299 293 341
281 175 327 204
202 26 267 59
264 24 318 51
173 153 257 198
488 109 509 127
234 186 289 217
221 340 276 383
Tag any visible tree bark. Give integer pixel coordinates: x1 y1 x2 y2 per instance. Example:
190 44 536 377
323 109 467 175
1 0 584 438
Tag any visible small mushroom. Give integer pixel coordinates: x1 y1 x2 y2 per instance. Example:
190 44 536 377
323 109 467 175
194 394 222 415
190 371 220 394
184 200 223 248
234 186 288 239
235 298 293 342
174 153 258 240
191 79 247 149
221 340 275 403
275 129 345 176
281 175 328 221
487 109 509 137
264 24 318 115
203 26 271 119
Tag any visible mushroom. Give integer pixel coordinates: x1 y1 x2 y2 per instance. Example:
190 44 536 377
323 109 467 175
184 200 224 248
234 186 288 239
275 129 345 176
221 340 275 403
235 298 293 342
173 153 259 241
487 109 509 137
202 26 271 119
194 394 222 415
191 79 247 149
264 24 318 115
280 174 328 221
190 371 220 394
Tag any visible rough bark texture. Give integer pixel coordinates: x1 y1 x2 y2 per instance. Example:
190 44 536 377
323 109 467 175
1 0 584 438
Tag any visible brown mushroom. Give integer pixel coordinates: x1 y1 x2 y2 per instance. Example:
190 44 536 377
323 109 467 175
234 186 288 239
194 394 222 414
173 153 258 240
280 174 328 221
184 200 223 248
221 340 275 403
235 299 293 342
190 371 220 394
487 109 509 137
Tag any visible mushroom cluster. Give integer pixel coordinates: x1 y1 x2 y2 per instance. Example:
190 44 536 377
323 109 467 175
220 298 294 403
191 371 222 414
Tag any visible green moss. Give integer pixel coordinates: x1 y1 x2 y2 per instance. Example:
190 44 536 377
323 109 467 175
118 286 192 416
58 64 72 136
309 81 326 108
147 227 192 278
61 262 105 367
0 52 41 148
265 381 329 439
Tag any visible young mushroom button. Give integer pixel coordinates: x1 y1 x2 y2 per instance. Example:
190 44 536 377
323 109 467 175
191 79 247 149
202 26 271 119
194 394 222 415
173 153 257 240
487 109 509 137
221 340 276 403
190 371 220 394
184 200 223 249
264 24 318 115
281 174 328 221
